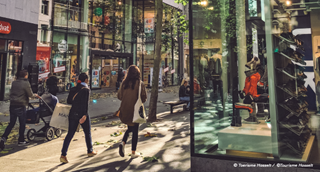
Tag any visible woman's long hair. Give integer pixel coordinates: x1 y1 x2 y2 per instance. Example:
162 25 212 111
122 65 141 90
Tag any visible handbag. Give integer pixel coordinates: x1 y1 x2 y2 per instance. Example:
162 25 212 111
49 103 72 130
133 81 147 123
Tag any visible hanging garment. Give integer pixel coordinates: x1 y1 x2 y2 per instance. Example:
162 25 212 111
243 72 261 98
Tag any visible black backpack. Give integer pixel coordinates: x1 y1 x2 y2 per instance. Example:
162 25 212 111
67 86 87 104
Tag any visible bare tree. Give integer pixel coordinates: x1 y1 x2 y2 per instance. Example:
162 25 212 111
147 0 163 122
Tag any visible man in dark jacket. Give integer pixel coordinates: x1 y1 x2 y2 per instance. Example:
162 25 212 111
116 68 125 91
179 79 190 110
46 73 59 96
0 70 39 151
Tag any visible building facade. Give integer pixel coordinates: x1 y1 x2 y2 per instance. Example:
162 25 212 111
36 0 185 92
0 0 39 100
189 0 320 171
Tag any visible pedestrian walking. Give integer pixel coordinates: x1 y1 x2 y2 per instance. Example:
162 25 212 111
46 73 59 96
117 65 147 158
60 73 96 163
0 70 40 151
116 67 125 91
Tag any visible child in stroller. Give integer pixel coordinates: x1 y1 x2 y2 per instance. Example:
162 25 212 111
26 89 60 141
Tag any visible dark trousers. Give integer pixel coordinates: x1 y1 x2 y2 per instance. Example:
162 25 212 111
122 123 139 151
2 106 26 142
61 117 93 156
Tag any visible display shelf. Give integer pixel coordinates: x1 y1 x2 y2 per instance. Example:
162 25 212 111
276 85 307 98
275 68 296 79
278 103 305 117
282 135 314 158
279 122 306 136
275 52 307 66
276 52 295 61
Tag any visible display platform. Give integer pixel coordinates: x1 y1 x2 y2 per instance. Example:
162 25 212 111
218 120 272 154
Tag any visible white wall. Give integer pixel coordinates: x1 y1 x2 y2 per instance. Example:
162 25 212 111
37 0 52 44
0 0 39 24
163 0 183 10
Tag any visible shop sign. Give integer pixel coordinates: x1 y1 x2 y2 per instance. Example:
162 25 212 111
92 70 100 88
0 21 11 34
39 72 50 80
58 40 68 53
193 39 221 49
54 66 66 73
144 18 154 33
171 69 175 74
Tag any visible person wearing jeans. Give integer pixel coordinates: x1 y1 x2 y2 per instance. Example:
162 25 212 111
179 79 190 110
60 73 96 163
61 114 93 157
122 123 139 152
2 106 26 143
0 70 39 151
117 65 147 159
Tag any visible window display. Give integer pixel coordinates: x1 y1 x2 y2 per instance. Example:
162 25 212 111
190 0 318 166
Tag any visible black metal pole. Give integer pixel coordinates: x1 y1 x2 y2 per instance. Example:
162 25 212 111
189 0 195 157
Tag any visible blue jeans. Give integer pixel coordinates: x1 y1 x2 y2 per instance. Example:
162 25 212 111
61 117 93 156
180 97 190 108
2 106 26 142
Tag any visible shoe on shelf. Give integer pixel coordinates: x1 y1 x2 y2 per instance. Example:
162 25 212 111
283 62 295 76
281 47 295 57
131 153 140 159
60 155 68 163
18 141 29 146
280 33 295 43
0 138 6 151
88 151 97 157
119 142 125 157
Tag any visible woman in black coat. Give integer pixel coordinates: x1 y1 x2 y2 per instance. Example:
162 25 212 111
60 73 96 163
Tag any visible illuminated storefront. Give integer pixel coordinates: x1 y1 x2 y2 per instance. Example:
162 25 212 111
190 0 320 171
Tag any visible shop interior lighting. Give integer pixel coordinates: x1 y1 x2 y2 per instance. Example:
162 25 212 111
208 6 214 10
286 0 292 6
200 1 208 6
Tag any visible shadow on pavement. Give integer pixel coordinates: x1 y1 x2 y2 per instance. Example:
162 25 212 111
65 111 190 172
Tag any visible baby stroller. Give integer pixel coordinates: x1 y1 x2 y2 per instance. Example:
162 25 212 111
26 97 62 141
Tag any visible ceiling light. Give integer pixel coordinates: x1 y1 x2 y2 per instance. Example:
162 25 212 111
286 0 291 6
200 1 208 6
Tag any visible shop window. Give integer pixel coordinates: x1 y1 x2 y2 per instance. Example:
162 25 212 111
190 0 320 167
42 0 49 15
0 39 5 51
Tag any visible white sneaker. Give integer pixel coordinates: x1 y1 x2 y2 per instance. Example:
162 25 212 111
18 141 29 146
119 142 125 157
131 154 140 159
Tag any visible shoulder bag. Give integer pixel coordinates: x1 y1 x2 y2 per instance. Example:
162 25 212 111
133 81 147 123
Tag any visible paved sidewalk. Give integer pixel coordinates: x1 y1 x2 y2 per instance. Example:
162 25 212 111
0 88 180 123
0 108 190 172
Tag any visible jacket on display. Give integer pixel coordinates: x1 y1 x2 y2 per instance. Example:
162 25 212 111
243 72 261 98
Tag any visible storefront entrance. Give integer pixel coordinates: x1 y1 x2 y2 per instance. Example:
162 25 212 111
0 40 23 101
90 51 132 89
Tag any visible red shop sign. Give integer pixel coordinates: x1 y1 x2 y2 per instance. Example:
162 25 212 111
0 21 11 34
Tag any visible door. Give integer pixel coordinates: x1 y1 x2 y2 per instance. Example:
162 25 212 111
0 53 6 100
